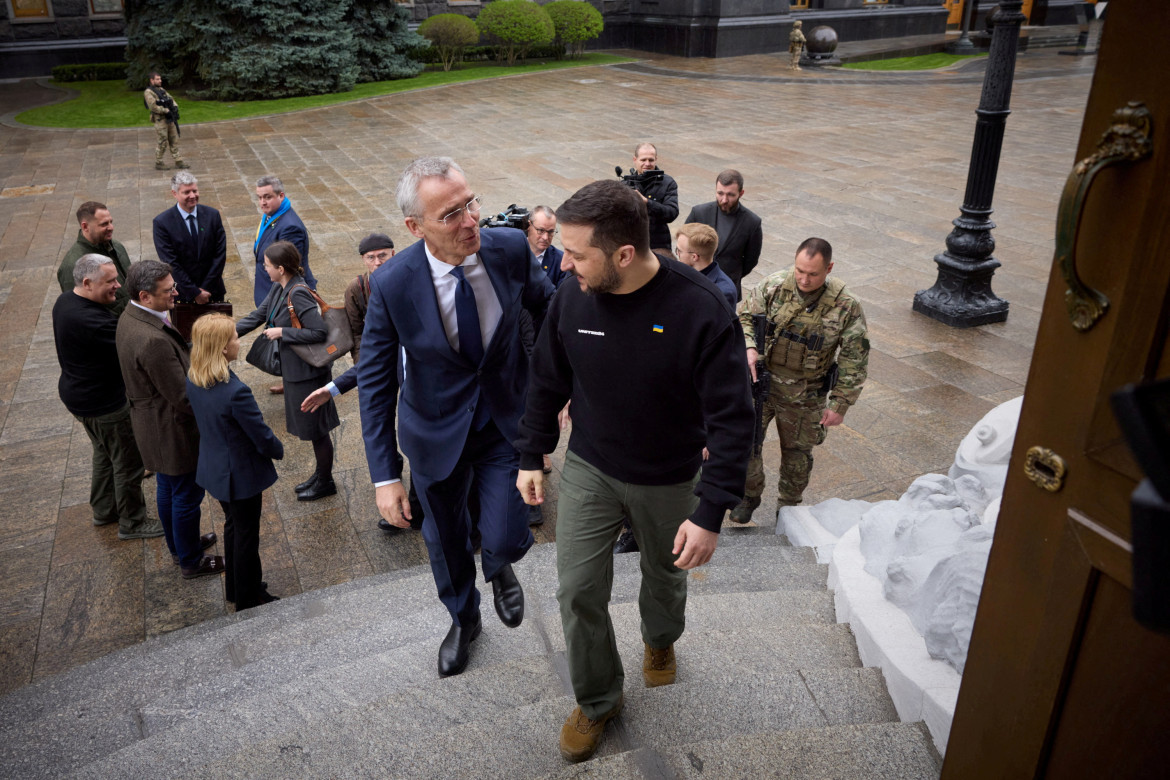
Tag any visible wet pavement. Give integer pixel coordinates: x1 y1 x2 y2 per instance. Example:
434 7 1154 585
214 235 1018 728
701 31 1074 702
0 43 1096 694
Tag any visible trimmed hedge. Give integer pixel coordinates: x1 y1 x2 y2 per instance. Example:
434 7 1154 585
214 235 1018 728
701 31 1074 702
418 13 480 72
545 1 604 59
476 0 555 66
410 43 566 65
52 62 129 82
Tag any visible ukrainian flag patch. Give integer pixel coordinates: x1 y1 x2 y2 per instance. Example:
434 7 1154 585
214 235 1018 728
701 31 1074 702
652 324 664 333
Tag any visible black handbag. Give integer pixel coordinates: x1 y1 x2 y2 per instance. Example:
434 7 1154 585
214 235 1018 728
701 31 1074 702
245 334 282 376
286 285 354 368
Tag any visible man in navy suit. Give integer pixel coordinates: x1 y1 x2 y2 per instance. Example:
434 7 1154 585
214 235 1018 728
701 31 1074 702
527 204 569 287
152 171 227 304
252 174 317 307
358 157 555 677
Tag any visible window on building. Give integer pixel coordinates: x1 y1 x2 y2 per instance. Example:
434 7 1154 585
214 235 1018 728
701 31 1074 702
790 0 810 9
89 0 123 15
8 0 52 20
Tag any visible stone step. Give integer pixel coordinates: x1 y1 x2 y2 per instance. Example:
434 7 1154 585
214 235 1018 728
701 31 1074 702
76 652 570 780
0 544 827 769
174 667 902 780
540 722 941 779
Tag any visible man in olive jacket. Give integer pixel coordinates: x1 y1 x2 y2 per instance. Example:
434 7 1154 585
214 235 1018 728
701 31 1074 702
117 260 223 579
59 201 133 315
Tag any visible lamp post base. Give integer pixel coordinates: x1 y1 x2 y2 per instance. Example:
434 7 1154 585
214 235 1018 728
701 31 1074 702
914 251 1009 328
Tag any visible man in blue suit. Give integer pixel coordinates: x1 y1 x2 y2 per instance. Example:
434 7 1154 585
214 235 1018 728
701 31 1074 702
358 157 555 677
252 174 317 307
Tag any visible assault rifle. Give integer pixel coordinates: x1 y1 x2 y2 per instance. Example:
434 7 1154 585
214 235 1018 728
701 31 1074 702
751 313 776 458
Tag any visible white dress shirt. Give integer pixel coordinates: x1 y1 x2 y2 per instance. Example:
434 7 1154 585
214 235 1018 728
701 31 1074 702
424 244 502 356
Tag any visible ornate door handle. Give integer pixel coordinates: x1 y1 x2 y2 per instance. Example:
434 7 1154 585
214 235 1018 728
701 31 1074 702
1056 102 1153 332
1024 446 1067 492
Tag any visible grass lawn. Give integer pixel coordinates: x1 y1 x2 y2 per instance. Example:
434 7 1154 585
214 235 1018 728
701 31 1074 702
841 52 986 71
17 54 632 128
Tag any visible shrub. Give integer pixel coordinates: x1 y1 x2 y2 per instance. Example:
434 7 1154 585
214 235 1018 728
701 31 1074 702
475 0 555 66
419 13 481 72
53 63 129 82
544 0 603 59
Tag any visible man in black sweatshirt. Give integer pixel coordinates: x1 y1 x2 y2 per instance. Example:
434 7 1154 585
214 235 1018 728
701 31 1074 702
515 180 754 763
52 254 162 540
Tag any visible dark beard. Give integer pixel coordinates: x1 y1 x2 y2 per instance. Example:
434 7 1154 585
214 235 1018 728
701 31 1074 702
581 257 622 296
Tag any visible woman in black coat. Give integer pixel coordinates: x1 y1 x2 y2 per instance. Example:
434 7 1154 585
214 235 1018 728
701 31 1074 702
187 314 283 610
237 241 340 500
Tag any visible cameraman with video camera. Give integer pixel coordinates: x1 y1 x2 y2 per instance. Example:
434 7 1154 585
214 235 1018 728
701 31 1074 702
619 143 678 251
145 71 188 172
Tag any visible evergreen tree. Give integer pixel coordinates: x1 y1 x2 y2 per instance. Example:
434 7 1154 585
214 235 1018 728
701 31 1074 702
191 0 359 100
123 0 191 90
347 0 426 83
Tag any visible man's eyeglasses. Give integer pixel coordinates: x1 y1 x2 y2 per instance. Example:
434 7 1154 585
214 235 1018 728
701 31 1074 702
432 196 482 226
674 246 695 257
532 227 557 237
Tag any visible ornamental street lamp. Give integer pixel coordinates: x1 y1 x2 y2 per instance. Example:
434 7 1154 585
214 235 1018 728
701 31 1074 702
914 0 1026 328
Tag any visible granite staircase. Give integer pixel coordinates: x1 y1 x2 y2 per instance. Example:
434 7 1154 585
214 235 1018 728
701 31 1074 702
0 532 941 779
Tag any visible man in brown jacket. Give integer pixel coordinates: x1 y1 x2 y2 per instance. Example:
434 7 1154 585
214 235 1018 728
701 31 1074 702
117 260 222 578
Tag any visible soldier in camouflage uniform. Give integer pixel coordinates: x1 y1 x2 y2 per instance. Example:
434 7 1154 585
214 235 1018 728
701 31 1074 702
789 20 806 72
731 237 868 523
144 72 188 171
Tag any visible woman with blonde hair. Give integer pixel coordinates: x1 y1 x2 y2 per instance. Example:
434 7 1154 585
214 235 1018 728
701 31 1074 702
187 313 283 610
237 240 339 501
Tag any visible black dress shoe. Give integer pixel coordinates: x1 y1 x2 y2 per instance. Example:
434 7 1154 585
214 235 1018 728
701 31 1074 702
181 555 226 579
297 477 337 501
377 518 408 534
613 529 639 554
294 474 318 493
491 563 524 628
527 503 544 527
226 581 267 603
438 617 482 677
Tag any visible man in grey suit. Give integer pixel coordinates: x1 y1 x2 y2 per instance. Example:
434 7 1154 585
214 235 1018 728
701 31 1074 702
685 169 763 301
117 260 223 579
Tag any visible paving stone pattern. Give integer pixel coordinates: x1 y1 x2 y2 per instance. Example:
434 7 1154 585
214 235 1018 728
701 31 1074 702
0 47 1094 699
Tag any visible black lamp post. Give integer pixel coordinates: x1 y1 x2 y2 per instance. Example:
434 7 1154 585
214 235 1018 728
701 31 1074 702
914 0 1026 328
947 0 978 54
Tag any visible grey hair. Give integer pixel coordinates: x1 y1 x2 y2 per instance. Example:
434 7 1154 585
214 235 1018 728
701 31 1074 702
255 175 284 194
73 254 113 286
396 157 465 220
171 170 198 191
531 205 556 221
634 142 657 157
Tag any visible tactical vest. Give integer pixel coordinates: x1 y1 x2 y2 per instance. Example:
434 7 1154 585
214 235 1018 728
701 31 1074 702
764 274 848 381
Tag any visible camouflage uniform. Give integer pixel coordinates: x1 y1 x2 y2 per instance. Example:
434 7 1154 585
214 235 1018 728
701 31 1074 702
789 23 806 71
144 86 185 169
738 267 868 509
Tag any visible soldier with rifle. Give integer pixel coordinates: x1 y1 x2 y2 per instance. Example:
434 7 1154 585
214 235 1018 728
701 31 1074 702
732 237 868 524
145 71 188 171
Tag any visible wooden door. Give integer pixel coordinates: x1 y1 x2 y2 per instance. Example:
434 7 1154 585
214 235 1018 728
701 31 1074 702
943 3 1170 778
945 0 965 27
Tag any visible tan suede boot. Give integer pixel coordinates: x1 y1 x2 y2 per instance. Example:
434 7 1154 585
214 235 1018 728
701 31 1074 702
559 695 623 763
643 642 677 687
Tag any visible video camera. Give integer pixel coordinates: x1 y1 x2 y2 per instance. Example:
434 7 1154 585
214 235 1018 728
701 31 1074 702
479 204 530 233
615 166 664 192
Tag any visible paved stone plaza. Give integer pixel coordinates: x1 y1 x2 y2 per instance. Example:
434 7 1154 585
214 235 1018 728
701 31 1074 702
0 48 1095 696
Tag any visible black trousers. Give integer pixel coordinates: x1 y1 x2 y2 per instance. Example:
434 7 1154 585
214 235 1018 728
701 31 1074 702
220 494 264 609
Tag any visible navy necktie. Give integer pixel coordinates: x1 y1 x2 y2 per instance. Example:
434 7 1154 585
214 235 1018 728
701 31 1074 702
450 266 484 366
186 213 198 251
